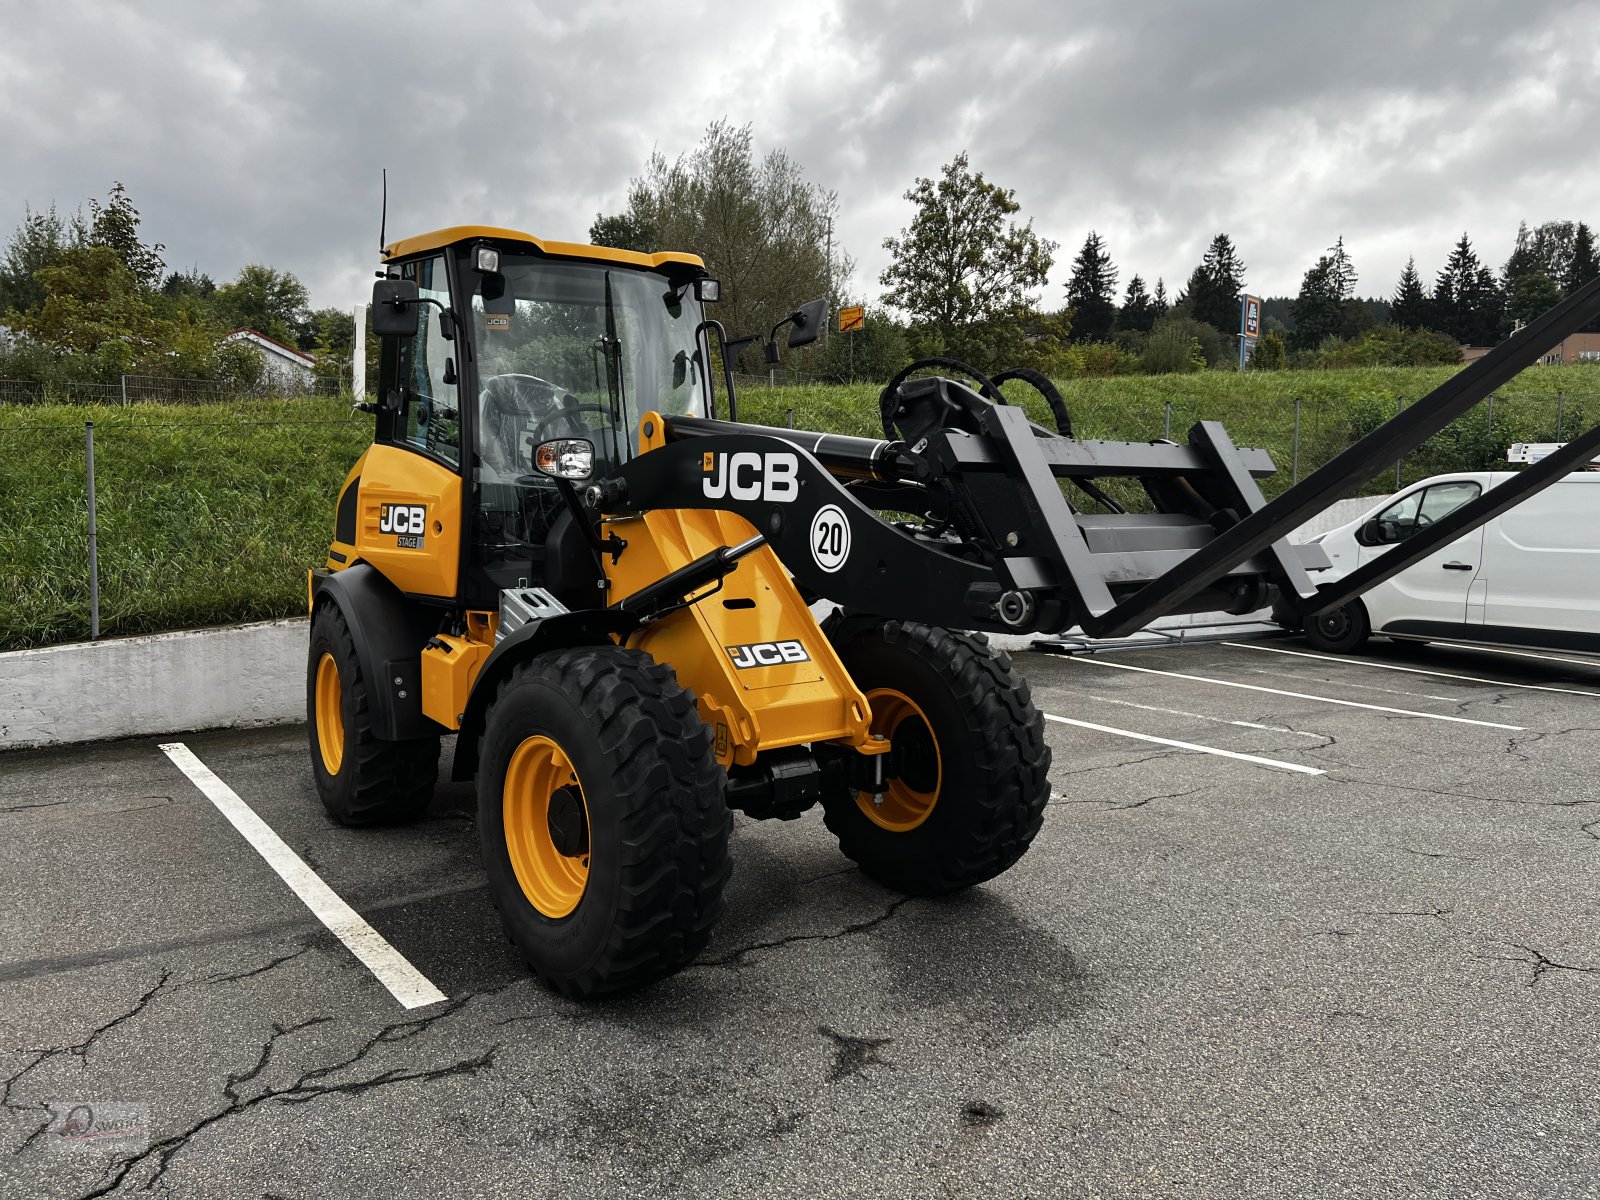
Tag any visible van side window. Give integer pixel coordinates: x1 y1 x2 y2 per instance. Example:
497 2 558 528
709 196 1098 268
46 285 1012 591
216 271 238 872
1370 481 1480 544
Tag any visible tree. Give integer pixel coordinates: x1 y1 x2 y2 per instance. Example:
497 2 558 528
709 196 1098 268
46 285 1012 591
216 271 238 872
1182 234 1247 337
1432 233 1503 345
214 264 310 344
1325 235 1357 301
587 211 656 254
621 120 848 351
1151 277 1169 320
1391 256 1430 329
0 203 86 315
1289 255 1344 351
1118 273 1155 333
817 305 909 384
87 182 165 290
1063 231 1118 342
13 245 162 362
879 152 1056 369
1507 270 1562 326
1251 329 1287 369
1564 222 1598 294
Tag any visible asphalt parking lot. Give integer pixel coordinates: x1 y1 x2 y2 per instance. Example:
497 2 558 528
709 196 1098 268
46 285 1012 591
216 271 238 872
3 632 1599 1199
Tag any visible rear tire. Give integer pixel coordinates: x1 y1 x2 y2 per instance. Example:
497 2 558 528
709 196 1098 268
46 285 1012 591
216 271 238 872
307 604 438 825
1302 599 1371 654
478 646 731 998
819 617 1050 895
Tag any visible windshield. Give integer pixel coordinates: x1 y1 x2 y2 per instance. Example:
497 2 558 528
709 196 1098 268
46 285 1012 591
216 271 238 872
465 253 707 592
467 255 705 478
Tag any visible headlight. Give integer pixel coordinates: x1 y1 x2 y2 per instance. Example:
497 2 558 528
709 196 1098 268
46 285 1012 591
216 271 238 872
533 438 594 481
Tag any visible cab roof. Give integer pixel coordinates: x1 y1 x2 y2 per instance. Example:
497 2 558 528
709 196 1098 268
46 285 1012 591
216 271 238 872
380 225 704 273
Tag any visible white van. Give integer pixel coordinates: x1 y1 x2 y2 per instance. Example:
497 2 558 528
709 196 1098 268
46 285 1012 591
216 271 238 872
1277 470 1600 654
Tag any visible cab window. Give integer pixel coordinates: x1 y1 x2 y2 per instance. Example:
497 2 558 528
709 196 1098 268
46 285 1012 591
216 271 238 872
1365 481 1480 545
393 255 461 467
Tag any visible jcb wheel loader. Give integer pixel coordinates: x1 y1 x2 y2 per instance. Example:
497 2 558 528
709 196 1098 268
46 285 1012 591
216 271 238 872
310 225 1600 998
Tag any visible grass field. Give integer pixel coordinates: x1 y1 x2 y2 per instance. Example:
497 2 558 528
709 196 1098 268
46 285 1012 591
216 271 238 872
3 365 1598 650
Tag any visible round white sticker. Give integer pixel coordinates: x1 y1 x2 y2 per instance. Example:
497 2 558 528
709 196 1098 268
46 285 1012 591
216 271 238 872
809 505 851 573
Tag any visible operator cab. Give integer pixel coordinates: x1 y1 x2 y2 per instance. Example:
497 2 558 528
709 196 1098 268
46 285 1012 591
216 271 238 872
373 226 715 607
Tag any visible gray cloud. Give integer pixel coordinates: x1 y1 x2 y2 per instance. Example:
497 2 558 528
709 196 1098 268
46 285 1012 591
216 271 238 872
3 0 1595 317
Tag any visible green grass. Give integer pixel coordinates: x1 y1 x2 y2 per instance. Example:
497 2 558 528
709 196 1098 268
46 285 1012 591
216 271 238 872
0 397 370 650
4 364 1599 650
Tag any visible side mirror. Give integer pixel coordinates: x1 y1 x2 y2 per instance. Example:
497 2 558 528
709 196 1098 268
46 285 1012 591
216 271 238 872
1357 518 1384 546
372 278 419 338
785 297 828 349
533 438 594 481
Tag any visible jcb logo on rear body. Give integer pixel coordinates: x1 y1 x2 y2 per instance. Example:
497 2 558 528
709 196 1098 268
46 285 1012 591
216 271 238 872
726 640 811 670
702 451 799 502
379 504 426 535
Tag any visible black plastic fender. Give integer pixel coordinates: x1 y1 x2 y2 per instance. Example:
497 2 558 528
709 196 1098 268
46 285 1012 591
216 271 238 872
451 610 638 782
310 564 444 741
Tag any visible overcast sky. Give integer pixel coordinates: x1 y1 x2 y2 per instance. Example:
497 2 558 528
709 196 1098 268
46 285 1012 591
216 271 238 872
3 0 1596 316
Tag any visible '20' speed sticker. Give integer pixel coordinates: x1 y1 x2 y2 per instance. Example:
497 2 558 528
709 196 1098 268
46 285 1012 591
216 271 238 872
809 505 851 573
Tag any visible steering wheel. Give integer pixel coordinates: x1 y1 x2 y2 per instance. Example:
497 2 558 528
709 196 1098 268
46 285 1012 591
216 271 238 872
1414 512 1434 528
530 403 612 444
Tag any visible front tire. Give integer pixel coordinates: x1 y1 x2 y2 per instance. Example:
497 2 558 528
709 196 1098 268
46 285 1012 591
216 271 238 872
1303 599 1371 654
478 646 731 998
307 604 439 825
819 617 1050 895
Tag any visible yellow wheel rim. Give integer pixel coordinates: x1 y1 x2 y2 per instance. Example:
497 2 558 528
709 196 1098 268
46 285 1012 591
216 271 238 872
314 652 344 775
856 688 942 832
503 735 591 919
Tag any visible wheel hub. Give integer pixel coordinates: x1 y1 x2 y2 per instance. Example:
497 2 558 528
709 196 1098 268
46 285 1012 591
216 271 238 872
546 785 589 857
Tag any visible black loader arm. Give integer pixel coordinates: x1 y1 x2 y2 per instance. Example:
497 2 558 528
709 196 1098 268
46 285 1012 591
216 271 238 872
602 429 1025 633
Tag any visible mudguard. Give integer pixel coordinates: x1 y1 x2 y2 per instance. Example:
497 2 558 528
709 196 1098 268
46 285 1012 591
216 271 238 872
311 563 444 741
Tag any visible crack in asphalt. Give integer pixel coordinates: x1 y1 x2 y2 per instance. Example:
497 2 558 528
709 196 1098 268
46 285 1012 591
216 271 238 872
77 997 498 1197
1396 846 1481 863
0 800 70 815
3 971 173 1158
1478 943 1600 988
695 896 917 969
817 1026 892 1082
1365 907 1454 923
184 946 312 989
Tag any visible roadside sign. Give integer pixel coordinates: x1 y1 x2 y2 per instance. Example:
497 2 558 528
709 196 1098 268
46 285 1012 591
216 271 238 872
1238 294 1262 368
838 305 865 334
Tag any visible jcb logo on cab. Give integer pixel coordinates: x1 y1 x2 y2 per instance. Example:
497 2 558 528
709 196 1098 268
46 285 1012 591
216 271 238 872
702 451 800 503
379 504 426 535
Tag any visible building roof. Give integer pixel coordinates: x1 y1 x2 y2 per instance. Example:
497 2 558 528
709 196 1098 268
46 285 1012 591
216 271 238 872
223 328 316 366
380 225 705 273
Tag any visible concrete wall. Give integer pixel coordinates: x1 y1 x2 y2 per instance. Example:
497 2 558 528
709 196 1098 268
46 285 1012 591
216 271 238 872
0 497 1392 751
2 619 307 751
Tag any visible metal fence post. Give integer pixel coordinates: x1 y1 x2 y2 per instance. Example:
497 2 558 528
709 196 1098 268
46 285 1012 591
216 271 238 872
1486 391 1495 447
785 408 794 429
85 422 100 640
1291 396 1302 484
1162 400 1172 441
1394 396 1404 490
1556 390 1565 440
119 375 128 406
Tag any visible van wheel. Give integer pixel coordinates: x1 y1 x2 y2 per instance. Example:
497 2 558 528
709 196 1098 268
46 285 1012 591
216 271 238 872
1303 599 1370 654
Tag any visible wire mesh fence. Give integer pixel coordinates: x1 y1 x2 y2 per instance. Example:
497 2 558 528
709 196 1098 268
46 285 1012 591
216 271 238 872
0 373 344 406
2 385 1598 650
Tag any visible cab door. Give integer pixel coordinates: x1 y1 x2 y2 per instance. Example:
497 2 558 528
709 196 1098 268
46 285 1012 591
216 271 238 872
1354 479 1483 632
355 253 465 599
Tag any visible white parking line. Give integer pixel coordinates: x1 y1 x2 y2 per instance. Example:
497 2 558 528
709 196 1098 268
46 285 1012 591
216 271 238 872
1082 693 1331 738
1435 643 1600 674
160 742 447 1010
1042 714 1325 775
1060 657 1523 730
1223 641 1600 699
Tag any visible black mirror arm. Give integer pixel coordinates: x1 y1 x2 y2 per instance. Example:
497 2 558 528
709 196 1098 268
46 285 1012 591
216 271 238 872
693 318 743 423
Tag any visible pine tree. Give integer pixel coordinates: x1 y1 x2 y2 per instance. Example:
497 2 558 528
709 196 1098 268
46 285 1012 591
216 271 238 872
1432 233 1503 345
1564 222 1599 294
1064 231 1118 342
1325 235 1357 300
1118 273 1155 333
1185 233 1246 334
1391 257 1429 330
1151 277 1169 319
1289 256 1343 351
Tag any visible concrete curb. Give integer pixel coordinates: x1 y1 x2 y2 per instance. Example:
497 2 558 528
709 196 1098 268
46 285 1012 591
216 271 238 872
1 497 1385 752
2 619 308 751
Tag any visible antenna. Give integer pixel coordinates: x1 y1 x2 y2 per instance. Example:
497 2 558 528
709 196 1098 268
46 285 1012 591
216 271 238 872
379 168 388 253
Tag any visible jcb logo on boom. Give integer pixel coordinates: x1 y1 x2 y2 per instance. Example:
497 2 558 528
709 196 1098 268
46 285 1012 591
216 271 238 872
379 504 427 536
701 451 800 503
725 640 811 670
